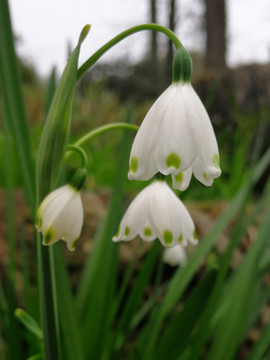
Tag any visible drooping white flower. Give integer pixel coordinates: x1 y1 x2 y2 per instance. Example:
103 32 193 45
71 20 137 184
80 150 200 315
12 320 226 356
36 168 87 251
163 244 187 267
113 181 198 248
128 81 221 191
36 185 83 251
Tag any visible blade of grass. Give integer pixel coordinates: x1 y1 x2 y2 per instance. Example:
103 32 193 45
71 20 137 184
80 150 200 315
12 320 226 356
207 189 270 360
53 243 85 360
0 0 36 215
154 270 217 360
76 109 133 359
111 242 160 356
247 320 270 360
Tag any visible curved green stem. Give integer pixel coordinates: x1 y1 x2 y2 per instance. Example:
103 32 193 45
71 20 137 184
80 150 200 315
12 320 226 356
77 23 182 79
73 123 138 148
66 145 88 167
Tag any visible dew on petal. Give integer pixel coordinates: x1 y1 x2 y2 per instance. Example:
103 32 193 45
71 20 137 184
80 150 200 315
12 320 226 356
166 153 181 169
163 229 173 245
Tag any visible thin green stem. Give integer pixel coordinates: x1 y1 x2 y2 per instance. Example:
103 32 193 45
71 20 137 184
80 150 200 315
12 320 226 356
66 145 88 167
77 23 182 79
72 122 138 149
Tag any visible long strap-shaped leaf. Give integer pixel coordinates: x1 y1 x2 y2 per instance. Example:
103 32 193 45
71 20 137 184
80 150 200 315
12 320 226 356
0 0 35 215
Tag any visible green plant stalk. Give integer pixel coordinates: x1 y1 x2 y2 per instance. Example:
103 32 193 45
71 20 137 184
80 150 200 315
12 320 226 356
77 23 182 79
36 25 89 360
72 123 138 148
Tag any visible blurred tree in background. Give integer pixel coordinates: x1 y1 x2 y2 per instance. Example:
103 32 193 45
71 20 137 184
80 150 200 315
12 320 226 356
205 0 227 73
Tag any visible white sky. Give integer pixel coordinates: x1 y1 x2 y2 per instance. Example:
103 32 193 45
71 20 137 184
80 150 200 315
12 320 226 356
9 0 270 77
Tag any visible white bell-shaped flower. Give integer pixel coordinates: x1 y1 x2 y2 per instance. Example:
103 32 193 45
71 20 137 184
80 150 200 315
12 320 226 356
113 181 198 248
163 244 187 267
128 81 221 191
36 185 83 251
36 168 87 251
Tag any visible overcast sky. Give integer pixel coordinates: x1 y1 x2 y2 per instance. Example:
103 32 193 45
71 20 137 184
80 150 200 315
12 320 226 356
9 0 270 77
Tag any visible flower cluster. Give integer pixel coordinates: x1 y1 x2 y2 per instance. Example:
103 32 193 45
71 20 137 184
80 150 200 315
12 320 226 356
115 46 221 256
36 42 221 254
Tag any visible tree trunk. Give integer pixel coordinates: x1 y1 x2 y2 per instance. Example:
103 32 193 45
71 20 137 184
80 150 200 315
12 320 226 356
150 0 158 63
167 0 176 70
205 0 227 73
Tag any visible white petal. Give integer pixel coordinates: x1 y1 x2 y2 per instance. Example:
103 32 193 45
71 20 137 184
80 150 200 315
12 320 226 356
149 181 192 247
38 185 73 232
171 167 193 191
155 83 198 175
113 186 152 242
163 245 187 266
192 156 221 186
128 85 177 181
139 220 157 242
37 185 84 250
183 84 221 178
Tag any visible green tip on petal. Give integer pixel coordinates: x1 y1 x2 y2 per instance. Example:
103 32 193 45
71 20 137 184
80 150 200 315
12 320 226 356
203 172 207 180
166 153 181 169
36 209 43 229
175 171 183 183
130 156 138 173
178 234 183 243
144 227 152 237
114 226 120 238
193 229 198 240
213 153 220 169
72 237 79 250
163 230 173 245
124 226 130 236
43 228 54 245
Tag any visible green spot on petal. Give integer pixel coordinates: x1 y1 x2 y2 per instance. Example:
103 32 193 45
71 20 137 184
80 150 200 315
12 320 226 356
193 229 198 240
114 226 120 238
130 156 138 173
178 234 183 243
163 230 173 245
125 226 130 236
44 228 53 244
144 227 152 237
175 171 183 183
203 172 207 180
72 237 79 249
213 153 220 169
166 153 181 169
